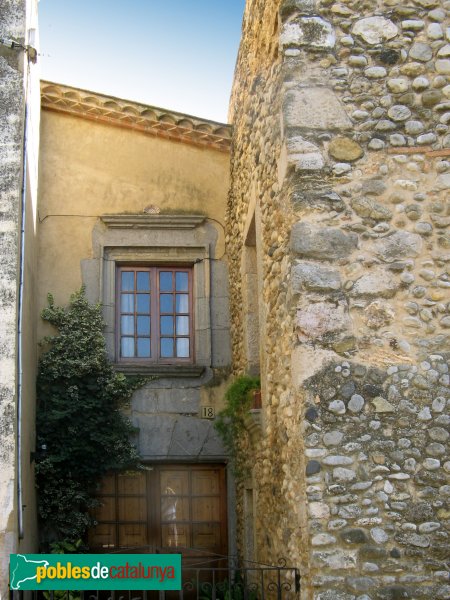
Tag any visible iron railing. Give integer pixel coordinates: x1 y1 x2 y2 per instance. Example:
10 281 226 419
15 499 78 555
10 555 300 600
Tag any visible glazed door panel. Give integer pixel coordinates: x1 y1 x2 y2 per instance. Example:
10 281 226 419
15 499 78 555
89 464 227 560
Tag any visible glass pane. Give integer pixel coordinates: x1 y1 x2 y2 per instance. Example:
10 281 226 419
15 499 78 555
160 294 173 313
160 316 174 335
160 271 173 292
176 338 189 358
136 271 150 291
176 316 189 335
160 471 189 496
121 294 134 313
136 294 150 313
176 294 189 313
161 338 174 358
161 497 190 522
121 337 135 358
121 315 134 335
137 316 150 335
137 338 151 357
175 272 189 292
121 271 134 291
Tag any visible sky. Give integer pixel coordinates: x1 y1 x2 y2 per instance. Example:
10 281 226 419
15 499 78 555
38 0 246 123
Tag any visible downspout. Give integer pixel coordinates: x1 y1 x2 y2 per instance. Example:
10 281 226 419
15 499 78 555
17 57 31 542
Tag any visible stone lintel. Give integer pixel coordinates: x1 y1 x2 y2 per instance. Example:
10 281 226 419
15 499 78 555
101 214 206 229
115 364 205 377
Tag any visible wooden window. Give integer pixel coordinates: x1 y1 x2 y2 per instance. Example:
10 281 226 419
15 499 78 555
117 266 193 363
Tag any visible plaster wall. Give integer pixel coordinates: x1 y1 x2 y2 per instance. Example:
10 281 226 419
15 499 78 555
37 102 233 540
0 0 40 595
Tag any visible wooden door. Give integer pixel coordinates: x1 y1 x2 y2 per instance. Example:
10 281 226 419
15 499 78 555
89 464 228 563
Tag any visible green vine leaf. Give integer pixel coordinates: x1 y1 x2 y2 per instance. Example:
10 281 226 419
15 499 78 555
35 288 148 549
214 375 260 478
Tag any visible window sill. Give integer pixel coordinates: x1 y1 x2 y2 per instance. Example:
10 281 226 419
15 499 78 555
114 363 205 378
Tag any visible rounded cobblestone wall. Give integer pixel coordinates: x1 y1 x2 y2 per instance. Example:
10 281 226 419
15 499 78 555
227 0 449 598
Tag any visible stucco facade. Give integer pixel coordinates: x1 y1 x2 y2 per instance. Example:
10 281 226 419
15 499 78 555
227 0 450 598
0 0 40 596
36 82 235 555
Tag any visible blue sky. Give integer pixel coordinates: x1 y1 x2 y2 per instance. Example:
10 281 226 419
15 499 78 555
38 0 246 123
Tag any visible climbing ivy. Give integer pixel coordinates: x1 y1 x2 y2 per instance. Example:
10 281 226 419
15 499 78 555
214 375 260 477
35 289 145 549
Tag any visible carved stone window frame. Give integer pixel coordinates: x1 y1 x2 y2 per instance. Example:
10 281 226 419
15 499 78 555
94 214 215 377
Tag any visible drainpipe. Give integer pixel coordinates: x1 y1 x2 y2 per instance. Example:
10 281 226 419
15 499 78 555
17 57 31 542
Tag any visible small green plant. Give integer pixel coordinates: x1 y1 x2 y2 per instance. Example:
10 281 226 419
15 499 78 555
214 375 260 477
36 289 146 549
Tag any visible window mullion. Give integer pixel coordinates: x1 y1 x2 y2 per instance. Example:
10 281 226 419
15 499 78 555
134 269 138 359
151 268 159 362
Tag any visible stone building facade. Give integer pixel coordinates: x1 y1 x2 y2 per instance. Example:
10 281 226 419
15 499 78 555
0 0 40 596
227 0 450 598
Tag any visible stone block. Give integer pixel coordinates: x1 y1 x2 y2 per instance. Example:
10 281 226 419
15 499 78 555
372 397 395 413
284 88 352 130
340 528 368 544
291 222 358 260
211 327 231 367
291 346 339 387
201 423 227 457
309 502 331 518
434 173 450 190
352 17 398 45
195 297 210 330
211 260 229 296
312 548 357 569
373 231 422 262
211 295 230 329
165 417 211 457
195 329 211 365
132 387 200 414
291 261 341 292
280 16 335 50
296 299 352 340
135 414 177 457
328 137 363 161
351 196 392 221
350 267 399 299
280 0 316 17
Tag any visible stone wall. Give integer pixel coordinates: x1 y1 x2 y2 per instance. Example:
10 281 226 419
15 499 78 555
228 0 449 598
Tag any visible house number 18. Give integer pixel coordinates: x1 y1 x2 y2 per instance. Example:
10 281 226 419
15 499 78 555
201 406 215 419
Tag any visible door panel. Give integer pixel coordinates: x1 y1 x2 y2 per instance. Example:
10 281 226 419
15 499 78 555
192 497 221 521
192 471 220 495
118 496 147 520
160 470 189 496
118 471 146 494
89 464 227 560
118 523 147 547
